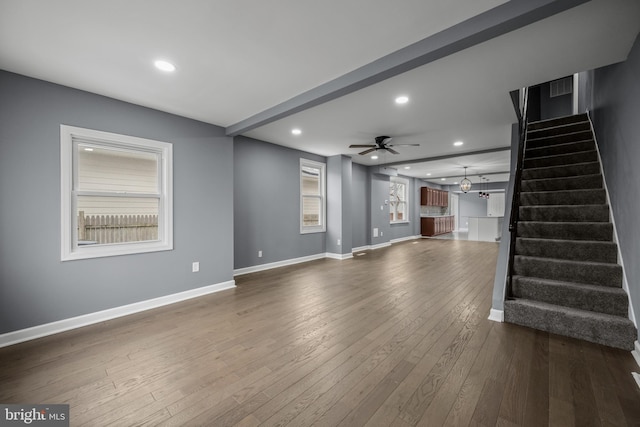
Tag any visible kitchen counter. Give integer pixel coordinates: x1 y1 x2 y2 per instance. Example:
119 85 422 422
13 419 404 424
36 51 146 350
468 216 503 242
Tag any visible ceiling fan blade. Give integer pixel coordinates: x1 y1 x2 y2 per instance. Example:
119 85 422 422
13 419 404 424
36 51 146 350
358 148 377 155
389 143 420 147
349 144 377 148
385 147 400 155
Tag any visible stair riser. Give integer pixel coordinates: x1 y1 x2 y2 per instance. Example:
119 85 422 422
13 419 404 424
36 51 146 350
519 205 609 222
515 238 618 263
526 140 595 158
524 150 598 169
521 162 600 180
503 300 635 350
512 278 628 317
514 256 622 287
517 222 613 241
521 174 602 192
520 189 606 206
527 122 591 139
527 130 594 149
527 114 588 131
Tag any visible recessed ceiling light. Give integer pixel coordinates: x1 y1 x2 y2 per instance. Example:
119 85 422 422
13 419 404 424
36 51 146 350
453 141 464 146
83 147 94 152
371 155 379 160
154 60 176 72
404 166 411 170
426 173 431 176
441 178 446 181
454 182 459 185
291 128 302 135
395 96 409 104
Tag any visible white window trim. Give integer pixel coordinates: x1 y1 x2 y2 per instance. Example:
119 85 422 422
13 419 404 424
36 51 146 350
300 158 326 234
60 125 173 261
390 176 410 224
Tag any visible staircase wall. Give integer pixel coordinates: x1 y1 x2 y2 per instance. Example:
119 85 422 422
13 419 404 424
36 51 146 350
591 33 640 340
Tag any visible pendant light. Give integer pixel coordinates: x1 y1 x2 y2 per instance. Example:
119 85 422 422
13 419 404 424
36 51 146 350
460 167 472 193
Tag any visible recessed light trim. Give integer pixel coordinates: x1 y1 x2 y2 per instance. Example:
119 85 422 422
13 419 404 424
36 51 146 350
441 178 446 181
154 60 176 72
83 148 94 152
395 95 409 104
426 173 431 176
291 128 302 135
453 141 464 146
371 155 379 160
404 166 411 170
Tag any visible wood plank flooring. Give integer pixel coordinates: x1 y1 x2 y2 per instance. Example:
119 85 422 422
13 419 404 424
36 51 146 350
1 238 640 426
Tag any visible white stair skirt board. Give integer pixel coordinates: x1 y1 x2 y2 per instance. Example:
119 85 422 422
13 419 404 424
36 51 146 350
633 341 640 370
0 280 236 348
488 308 504 322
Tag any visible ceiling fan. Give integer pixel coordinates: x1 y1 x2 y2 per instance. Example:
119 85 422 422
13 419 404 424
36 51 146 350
349 135 419 155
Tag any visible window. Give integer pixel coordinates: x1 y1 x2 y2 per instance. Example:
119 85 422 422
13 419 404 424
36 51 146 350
390 176 409 223
300 158 326 233
61 125 173 260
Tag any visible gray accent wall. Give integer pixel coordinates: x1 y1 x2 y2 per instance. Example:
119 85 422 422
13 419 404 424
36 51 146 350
389 176 421 241
369 171 391 246
0 71 233 334
326 155 353 255
233 136 326 269
591 33 640 335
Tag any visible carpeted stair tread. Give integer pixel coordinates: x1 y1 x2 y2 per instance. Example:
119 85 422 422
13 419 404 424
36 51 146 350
514 255 621 288
521 161 600 180
521 174 602 192
526 130 594 148
519 204 609 222
526 121 591 139
520 189 606 206
503 299 635 350
523 150 597 169
517 221 612 241
511 276 629 316
515 237 617 263
527 114 588 131
525 139 595 158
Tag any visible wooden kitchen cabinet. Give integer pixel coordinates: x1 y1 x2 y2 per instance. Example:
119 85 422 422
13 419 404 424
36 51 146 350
420 187 449 207
421 215 455 236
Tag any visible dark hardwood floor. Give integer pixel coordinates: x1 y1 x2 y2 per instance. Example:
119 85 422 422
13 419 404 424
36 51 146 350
1 238 639 426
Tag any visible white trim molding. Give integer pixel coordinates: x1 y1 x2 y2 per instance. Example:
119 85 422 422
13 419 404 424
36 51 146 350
326 252 354 260
234 253 326 276
632 341 640 369
488 309 504 322
390 235 421 244
370 242 392 250
0 280 236 349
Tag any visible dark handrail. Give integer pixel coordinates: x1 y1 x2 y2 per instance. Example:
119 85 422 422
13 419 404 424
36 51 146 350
506 87 529 298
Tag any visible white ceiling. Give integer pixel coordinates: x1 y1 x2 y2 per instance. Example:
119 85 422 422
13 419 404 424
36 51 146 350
1 0 639 184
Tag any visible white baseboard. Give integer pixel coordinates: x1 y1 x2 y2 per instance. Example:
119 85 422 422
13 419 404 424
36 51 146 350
390 235 421 244
326 252 354 260
370 242 392 250
488 309 504 322
352 245 370 253
234 253 326 276
0 280 236 349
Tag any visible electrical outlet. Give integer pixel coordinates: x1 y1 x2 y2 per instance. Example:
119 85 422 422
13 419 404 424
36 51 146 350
258 250 263 258
337 239 341 246
192 262 199 273
380 231 383 237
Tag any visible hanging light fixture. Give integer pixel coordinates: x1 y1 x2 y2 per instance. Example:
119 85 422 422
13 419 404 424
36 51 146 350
478 175 484 198
460 167 472 193
485 178 490 199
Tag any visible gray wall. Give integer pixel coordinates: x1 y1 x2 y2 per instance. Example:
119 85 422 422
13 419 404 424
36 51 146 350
369 171 391 246
233 136 326 269
591 33 640 335
351 163 370 249
326 155 352 255
0 71 233 334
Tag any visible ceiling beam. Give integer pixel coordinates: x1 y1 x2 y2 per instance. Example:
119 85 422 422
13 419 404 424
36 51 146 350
378 146 510 168
225 0 590 136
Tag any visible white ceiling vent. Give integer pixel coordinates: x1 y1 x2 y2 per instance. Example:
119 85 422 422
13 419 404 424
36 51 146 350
550 76 573 97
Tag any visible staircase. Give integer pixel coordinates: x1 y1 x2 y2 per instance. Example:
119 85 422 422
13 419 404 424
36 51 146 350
504 113 636 350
